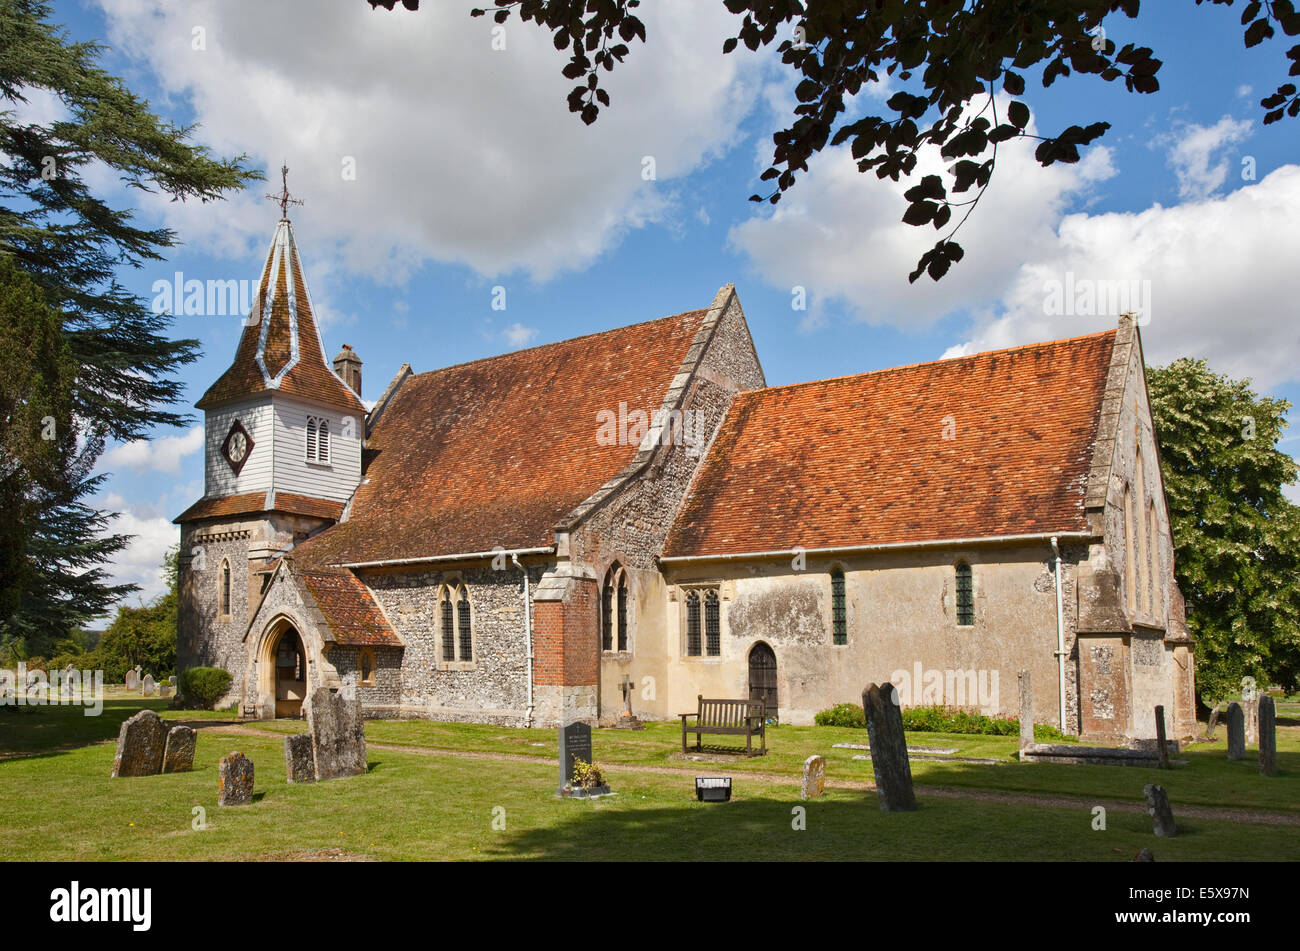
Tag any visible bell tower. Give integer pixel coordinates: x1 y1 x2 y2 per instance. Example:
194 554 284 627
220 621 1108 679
174 168 367 688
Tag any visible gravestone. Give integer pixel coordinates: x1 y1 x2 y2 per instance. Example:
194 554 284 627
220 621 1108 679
218 752 254 806
162 725 196 773
1225 702 1245 761
1244 696 1259 746
125 669 139 691
1155 705 1170 769
159 683 172 699
59 667 75 699
861 683 916 812
141 674 157 697
1258 696 1277 778
306 687 366 781
1018 670 1034 752
558 721 593 790
285 734 316 783
1143 783 1177 837
1205 705 1222 740
168 675 178 688
801 754 826 800
110 709 167 777
614 674 644 730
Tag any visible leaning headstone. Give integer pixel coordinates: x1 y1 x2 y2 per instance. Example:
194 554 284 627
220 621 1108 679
141 674 157 697
125 669 139 691
1143 783 1177 837
161 725 196 773
306 687 366 781
1244 696 1259 746
285 734 316 783
558 721 593 791
1018 670 1034 752
861 683 916 812
1225 702 1245 761
1258 696 1277 777
1205 705 1222 740
218 752 254 806
801 754 826 800
110 709 167 777
1155 705 1170 769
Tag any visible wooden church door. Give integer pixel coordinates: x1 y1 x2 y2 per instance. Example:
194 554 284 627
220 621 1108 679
748 642 778 721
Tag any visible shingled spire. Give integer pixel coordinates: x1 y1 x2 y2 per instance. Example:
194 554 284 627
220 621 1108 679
196 214 366 414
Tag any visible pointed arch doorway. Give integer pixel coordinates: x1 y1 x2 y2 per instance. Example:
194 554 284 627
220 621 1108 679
272 626 307 718
748 642 778 722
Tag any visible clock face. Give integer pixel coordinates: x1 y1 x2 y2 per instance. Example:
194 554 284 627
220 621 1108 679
221 420 255 475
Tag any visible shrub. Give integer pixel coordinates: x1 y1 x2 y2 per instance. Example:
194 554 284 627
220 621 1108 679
180 667 232 710
814 702 1074 742
570 758 605 789
814 703 866 728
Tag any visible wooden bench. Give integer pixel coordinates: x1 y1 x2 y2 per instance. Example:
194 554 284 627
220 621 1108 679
680 695 767 755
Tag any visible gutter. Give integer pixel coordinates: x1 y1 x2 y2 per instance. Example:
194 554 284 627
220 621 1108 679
1051 536 1067 732
329 546 554 570
659 531 1097 565
511 552 535 729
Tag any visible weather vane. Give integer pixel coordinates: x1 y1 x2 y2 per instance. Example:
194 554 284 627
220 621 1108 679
266 163 304 219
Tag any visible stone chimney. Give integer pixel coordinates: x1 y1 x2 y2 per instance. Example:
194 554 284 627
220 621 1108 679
333 344 362 396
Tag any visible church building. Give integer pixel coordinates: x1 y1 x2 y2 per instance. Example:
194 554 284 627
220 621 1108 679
176 213 1197 742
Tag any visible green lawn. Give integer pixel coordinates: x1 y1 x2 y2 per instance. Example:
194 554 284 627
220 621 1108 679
1 698 1295 861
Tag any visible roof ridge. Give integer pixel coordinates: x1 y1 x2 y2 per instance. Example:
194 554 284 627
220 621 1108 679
738 328 1117 400
409 307 710 380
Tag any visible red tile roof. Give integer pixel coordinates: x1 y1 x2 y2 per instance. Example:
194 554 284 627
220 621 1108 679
174 491 344 524
662 331 1116 559
299 569 401 647
196 219 366 414
294 308 710 566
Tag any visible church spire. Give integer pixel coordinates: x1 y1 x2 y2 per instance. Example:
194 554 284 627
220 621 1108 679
196 201 366 415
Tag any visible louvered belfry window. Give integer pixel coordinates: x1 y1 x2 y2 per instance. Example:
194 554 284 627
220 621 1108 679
956 563 974 626
305 417 317 460
457 585 472 660
441 591 455 661
705 590 721 656
306 416 330 462
685 590 701 656
831 568 847 645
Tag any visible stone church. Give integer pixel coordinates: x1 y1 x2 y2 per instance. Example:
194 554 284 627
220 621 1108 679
176 214 1197 742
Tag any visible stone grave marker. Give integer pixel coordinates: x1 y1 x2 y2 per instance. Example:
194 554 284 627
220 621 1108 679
1205 705 1222 740
862 683 916 812
1244 696 1259 746
614 674 644 730
168 675 178 688
306 687 366 781
801 754 826 800
162 725 196 773
558 721 593 790
1225 702 1245 761
285 734 316 783
159 683 172 699
111 709 167 777
1258 696 1277 778
125 668 139 691
218 752 254 806
141 674 157 697
1018 670 1034 752
1143 783 1177 837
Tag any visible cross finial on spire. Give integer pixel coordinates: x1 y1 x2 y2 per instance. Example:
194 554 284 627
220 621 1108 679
266 163 304 219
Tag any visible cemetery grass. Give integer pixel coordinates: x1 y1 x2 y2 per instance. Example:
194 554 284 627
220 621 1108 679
0 699 1296 861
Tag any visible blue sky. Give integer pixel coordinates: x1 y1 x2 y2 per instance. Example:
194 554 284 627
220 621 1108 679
36 0 1300 605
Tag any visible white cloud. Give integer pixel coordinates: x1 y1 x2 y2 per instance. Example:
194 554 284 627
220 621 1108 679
103 508 179 607
728 101 1117 329
944 165 1300 390
94 0 765 282
101 427 203 476
502 322 538 347
1155 116 1253 200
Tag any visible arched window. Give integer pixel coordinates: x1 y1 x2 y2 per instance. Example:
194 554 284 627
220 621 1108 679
305 416 317 460
219 559 231 617
359 648 375 686
1123 483 1137 614
685 590 701 656
440 587 455 661
306 415 330 463
1147 501 1158 615
456 584 472 660
830 568 847 645
955 562 974 626
705 590 721 656
601 562 629 652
